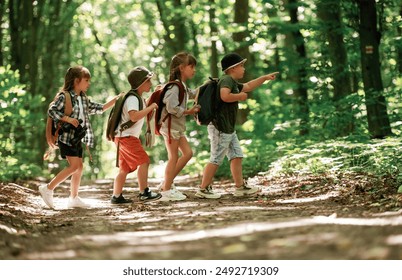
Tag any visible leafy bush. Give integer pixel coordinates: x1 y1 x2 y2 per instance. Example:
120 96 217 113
0 66 42 182
267 136 402 187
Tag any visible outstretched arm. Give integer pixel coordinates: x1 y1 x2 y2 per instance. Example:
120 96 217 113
103 92 124 112
242 72 279 92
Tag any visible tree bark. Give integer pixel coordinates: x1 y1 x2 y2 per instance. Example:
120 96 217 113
233 0 252 124
0 0 5 66
286 0 309 136
209 0 219 78
358 0 392 138
398 6 402 74
316 0 355 136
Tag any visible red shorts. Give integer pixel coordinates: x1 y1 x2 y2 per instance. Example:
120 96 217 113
115 137 150 173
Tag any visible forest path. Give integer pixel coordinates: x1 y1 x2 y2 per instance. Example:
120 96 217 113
1 173 402 259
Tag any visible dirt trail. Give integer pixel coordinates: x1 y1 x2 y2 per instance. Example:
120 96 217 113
1 173 402 260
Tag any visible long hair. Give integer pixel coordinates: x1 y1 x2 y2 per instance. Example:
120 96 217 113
169 52 197 81
62 66 91 92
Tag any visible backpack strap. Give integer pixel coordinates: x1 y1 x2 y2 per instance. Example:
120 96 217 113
62 91 73 116
162 81 186 143
119 90 144 134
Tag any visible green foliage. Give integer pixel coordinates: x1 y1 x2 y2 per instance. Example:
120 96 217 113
0 0 401 183
268 136 402 186
0 66 42 181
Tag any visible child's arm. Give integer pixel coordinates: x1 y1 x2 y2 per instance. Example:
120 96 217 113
184 104 200 115
129 103 158 122
220 87 248 103
102 92 124 112
242 72 279 92
164 85 185 117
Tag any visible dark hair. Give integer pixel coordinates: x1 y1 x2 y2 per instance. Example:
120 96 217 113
169 52 197 81
62 66 91 92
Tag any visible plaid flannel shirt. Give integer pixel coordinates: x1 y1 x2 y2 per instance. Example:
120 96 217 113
48 90 103 147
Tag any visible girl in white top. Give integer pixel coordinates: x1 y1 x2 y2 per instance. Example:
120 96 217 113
159 52 200 201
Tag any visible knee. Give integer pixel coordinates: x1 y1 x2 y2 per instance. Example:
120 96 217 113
71 163 83 173
184 149 193 161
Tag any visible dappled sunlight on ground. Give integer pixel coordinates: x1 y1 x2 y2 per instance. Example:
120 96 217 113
1 172 402 259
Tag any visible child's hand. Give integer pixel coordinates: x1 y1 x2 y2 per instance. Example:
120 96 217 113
265 72 279 81
187 105 201 115
193 104 201 113
150 103 158 110
46 135 57 149
66 116 79 127
154 84 163 92
238 92 248 101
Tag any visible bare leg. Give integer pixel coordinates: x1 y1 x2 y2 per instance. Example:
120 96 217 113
163 138 180 191
137 162 149 192
173 137 193 178
113 169 128 197
230 157 243 187
200 163 219 189
48 156 81 191
67 156 83 197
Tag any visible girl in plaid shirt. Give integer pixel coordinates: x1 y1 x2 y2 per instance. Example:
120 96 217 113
40 66 119 209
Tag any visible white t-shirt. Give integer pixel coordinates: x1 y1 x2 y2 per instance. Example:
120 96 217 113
77 96 86 127
115 95 145 138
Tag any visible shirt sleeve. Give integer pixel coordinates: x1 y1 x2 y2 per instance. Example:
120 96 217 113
163 84 185 118
48 94 66 122
126 95 140 112
86 98 104 115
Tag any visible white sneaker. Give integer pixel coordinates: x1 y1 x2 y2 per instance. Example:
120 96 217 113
158 181 176 192
39 184 54 208
67 196 90 208
233 184 261 197
171 188 186 200
159 189 186 201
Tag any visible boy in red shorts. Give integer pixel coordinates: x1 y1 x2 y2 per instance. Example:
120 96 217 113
111 66 161 204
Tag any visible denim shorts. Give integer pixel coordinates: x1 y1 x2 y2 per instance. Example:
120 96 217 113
207 124 243 165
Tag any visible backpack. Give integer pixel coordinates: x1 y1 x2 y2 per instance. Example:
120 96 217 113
146 81 185 144
106 89 143 142
194 77 220 125
43 91 72 160
45 91 72 147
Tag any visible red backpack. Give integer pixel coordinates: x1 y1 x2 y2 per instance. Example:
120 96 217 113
146 81 185 144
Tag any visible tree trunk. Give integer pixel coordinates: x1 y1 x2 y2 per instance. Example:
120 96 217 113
233 0 251 124
286 0 309 136
156 0 188 54
398 6 402 74
358 0 392 138
316 0 355 136
0 0 5 66
209 0 219 78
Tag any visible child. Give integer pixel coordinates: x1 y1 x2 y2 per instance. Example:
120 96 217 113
39 66 118 209
159 52 200 201
196 53 278 199
111 66 161 204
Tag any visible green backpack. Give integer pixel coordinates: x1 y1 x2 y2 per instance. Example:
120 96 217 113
106 89 143 142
